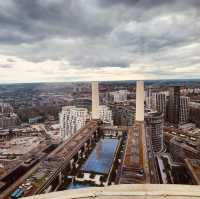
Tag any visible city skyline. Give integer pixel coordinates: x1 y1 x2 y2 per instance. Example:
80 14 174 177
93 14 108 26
0 80 200 198
1 1 200 197
0 0 200 83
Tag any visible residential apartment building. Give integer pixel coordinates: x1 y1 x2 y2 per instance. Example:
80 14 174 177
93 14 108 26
146 112 164 153
110 90 129 102
167 86 181 126
152 92 167 116
99 105 113 125
179 96 190 124
59 106 88 140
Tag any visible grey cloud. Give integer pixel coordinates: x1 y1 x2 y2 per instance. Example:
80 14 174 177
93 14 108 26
0 64 13 69
97 0 200 9
0 0 113 44
96 0 139 7
0 0 199 78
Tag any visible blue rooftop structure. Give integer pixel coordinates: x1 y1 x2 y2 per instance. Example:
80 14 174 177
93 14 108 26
81 138 119 175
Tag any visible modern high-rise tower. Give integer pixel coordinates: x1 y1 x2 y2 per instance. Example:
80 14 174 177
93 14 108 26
146 86 152 109
146 112 164 153
167 86 181 126
179 96 190 124
152 92 167 116
92 81 100 120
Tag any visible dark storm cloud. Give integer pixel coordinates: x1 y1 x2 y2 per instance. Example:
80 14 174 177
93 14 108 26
98 0 200 8
97 0 139 7
0 0 113 43
0 0 199 78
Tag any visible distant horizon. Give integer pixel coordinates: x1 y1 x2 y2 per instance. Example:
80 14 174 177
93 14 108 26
0 78 199 85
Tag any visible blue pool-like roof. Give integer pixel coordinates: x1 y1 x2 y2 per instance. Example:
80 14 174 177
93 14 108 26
81 138 119 175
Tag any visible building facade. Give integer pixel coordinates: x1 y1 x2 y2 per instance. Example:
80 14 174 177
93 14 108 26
167 86 181 126
0 103 14 115
59 106 88 140
179 96 190 124
99 105 113 125
111 103 135 126
189 102 200 127
0 103 19 129
152 92 167 116
145 86 152 109
110 90 129 103
0 113 19 129
146 112 164 153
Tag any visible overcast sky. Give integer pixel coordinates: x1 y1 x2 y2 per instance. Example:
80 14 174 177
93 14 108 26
0 0 199 83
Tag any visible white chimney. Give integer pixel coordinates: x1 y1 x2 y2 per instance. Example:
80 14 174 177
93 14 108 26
92 81 100 119
136 80 144 122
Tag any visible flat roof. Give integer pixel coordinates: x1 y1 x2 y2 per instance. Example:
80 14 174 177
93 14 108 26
81 138 119 175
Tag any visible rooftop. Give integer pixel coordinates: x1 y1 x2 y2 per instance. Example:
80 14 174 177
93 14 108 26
119 124 146 184
22 184 200 199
